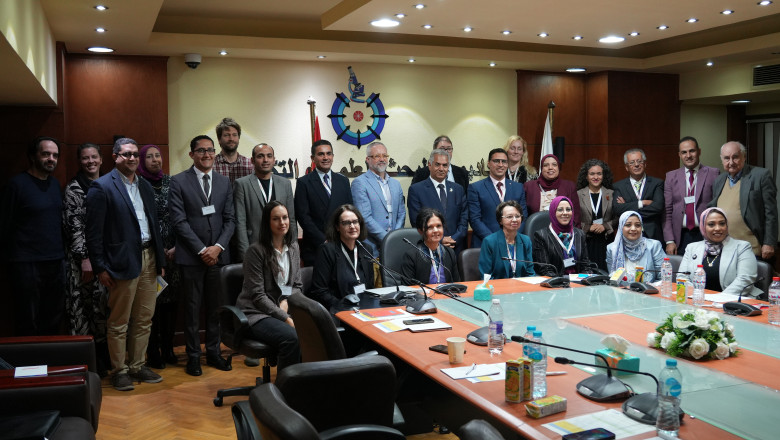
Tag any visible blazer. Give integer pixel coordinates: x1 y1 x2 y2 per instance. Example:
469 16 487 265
308 241 375 310
412 164 470 194
524 179 580 227
606 238 666 282
407 178 469 254
169 166 236 266
612 175 665 243
86 168 165 280
577 187 616 238
709 164 778 248
400 240 461 284
680 237 762 297
468 177 528 248
663 165 720 246
234 173 297 261
532 227 592 277
293 170 352 265
478 230 535 280
235 241 304 327
351 171 406 254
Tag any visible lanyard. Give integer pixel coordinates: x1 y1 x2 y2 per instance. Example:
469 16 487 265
549 224 574 256
257 176 273 204
507 167 519 182
686 169 697 197
340 243 360 283
427 246 442 283
506 242 516 274
589 188 602 217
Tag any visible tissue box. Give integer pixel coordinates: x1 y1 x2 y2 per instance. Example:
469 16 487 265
595 348 639 376
473 284 493 301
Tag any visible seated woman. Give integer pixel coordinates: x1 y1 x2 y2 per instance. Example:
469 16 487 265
532 196 592 276
309 204 374 311
479 201 535 279
401 208 461 284
679 207 761 296
606 211 665 282
235 201 302 372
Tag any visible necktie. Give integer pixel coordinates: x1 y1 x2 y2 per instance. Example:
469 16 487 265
686 170 696 230
202 174 210 202
438 183 447 209
496 182 503 200
323 174 331 196
633 180 642 195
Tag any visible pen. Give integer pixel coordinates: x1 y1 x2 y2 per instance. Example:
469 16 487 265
546 371 567 376
464 363 477 376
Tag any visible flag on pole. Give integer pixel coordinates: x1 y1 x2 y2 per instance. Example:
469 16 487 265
539 112 553 169
308 116 321 174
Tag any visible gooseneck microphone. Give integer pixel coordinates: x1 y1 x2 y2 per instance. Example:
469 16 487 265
355 240 401 294
501 257 570 288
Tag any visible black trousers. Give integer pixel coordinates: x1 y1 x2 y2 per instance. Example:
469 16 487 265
10 260 65 336
678 228 703 256
180 264 222 359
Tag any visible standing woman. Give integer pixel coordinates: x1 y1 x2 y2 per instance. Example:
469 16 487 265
479 201 535 279
401 208 460 284
235 201 302 372
138 144 180 369
532 196 592 276
503 135 538 184
576 159 616 271
524 154 580 226
606 211 666 282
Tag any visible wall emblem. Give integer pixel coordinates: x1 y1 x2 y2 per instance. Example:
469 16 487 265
328 66 388 148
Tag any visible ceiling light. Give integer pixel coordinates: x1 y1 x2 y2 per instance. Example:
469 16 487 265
687 18 698 23
706 61 714 66
489 62 497 67
395 13 406 18
538 32 548 38
721 9 734 14
95 27 106 33
629 31 640 37
370 19 400 27
731 100 751 104
317 55 326 59
758 1 772 5
219 50 228 56
422 24 432 29
463 26 472 32
599 35 625 43
572 35 583 40
415 4 425 9
87 46 113 53
94 5 108 11
501 30 511 35
566 68 586 73
657 25 669 30
408 58 415 63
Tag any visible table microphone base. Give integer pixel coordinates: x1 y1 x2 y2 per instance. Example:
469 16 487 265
576 374 632 402
466 326 489 346
622 392 685 425
406 299 437 314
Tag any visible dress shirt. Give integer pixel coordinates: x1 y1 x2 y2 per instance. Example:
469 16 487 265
683 164 701 228
191 167 225 253
119 172 150 242
316 169 332 194
728 170 743 187
489 176 506 202
274 244 291 287
629 175 646 209
371 170 393 218
213 152 253 183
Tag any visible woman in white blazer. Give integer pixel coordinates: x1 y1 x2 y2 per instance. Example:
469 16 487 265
607 211 666 282
679 207 761 297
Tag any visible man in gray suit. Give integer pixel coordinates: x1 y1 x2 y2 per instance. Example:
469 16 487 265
170 135 236 376
234 143 297 262
709 141 777 261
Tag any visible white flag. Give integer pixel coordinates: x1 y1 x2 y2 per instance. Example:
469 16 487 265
540 112 553 169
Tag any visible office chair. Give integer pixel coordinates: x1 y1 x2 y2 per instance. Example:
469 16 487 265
458 419 505 440
379 228 421 285
667 254 683 277
755 260 773 301
522 211 550 237
287 293 349 362
300 266 314 295
458 248 481 281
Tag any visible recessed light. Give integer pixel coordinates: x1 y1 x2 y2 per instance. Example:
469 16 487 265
422 24 432 29
94 5 108 11
572 35 583 40
317 55 326 59
463 26 472 32
538 32 548 38
489 62 497 67
706 61 714 66
731 100 751 104
629 31 640 37
415 4 425 9
219 50 228 56
87 46 113 53
599 35 625 43
395 13 406 18
758 1 772 6
501 30 511 35
687 18 698 23
721 9 734 15
408 58 415 63
566 68 586 73
370 19 400 28
657 25 669 30
95 27 106 33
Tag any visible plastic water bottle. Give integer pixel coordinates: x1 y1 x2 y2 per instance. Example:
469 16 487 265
657 359 682 437
769 277 780 326
660 258 673 298
521 325 536 358
530 330 547 399
692 265 706 307
487 299 504 355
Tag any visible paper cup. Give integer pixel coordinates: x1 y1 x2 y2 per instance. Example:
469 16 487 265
447 337 466 364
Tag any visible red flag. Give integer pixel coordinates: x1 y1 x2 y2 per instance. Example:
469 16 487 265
308 116 321 174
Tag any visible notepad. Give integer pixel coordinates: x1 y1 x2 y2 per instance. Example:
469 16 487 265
441 363 504 380
353 308 414 322
374 317 452 333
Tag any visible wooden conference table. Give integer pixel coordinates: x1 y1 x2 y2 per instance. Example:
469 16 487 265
337 279 778 439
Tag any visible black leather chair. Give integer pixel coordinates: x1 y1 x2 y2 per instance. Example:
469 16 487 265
0 410 96 440
300 266 314 295
755 260 773 301
379 228 421 285
522 211 550 237
458 419 505 440
287 293 347 362
213 263 277 407
458 248 481 281
667 254 683 276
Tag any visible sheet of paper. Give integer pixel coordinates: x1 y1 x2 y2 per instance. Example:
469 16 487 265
516 276 548 284
15 365 47 378
364 286 421 297
441 362 503 380
569 274 593 281
695 292 740 303
373 316 451 333
156 275 168 297
352 308 415 322
542 409 655 439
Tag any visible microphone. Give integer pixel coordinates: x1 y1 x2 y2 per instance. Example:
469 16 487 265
402 237 456 284
510 336 631 402
355 240 400 293
723 278 763 316
501 257 570 288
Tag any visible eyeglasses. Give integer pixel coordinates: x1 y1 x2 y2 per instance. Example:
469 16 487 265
194 148 216 155
491 159 508 164
117 152 140 158
340 219 360 227
502 215 522 220
369 154 390 160
627 160 645 166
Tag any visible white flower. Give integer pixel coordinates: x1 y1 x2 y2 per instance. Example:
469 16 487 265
681 309 694 317
660 332 677 349
672 316 690 329
647 332 661 347
710 321 723 332
729 341 739 353
689 338 710 359
694 315 710 330
694 309 708 319
714 342 730 360
726 323 735 333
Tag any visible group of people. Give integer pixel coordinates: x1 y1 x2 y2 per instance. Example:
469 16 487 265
3 117 776 392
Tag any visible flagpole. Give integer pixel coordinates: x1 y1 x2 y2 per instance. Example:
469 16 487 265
307 97 316 144
548 100 555 136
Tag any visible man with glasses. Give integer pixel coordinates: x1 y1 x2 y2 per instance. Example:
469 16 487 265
351 141 406 256
468 148 528 248
411 135 470 193
86 138 166 390
169 135 235 376
613 148 665 242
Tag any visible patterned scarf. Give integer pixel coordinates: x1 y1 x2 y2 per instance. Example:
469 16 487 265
699 207 728 256
610 211 647 273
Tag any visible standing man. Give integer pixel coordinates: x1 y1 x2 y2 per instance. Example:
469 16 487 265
407 148 469 255
213 117 253 183
234 143 296 261
1 137 66 336
709 141 777 261
613 148 665 242
663 136 720 255
351 141 406 256
467 148 528 248
411 135 470 193
86 138 166 391
170 135 235 376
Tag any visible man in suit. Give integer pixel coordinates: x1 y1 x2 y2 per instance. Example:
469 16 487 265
613 148 665 242
467 148 528 248
294 139 353 266
407 148 468 255
86 138 166 391
169 135 235 376
411 135 470 193
709 141 778 261
234 143 297 261
351 141 406 256
663 136 720 255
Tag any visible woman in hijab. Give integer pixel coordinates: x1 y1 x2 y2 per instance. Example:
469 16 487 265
524 154 580 226
532 196 592 276
607 211 665 282
679 207 761 296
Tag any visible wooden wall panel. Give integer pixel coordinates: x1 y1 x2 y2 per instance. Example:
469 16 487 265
585 72 608 146
607 71 679 146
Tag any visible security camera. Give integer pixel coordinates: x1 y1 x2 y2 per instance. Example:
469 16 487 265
184 53 201 69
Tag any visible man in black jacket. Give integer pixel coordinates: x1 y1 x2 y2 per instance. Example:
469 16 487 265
411 135 469 193
612 148 665 242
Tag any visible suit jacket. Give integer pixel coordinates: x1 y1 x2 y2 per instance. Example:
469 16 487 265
294 170 352 265
169 166 236 266
709 164 778 248
532 227 592 277
663 165 720 246
467 177 528 248
308 241 374 310
400 240 461 283
412 164 470 194
351 171 406 254
407 178 469 254
680 237 762 297
86 168 165 280
612 175 665 242
478 230 535 279
524 179 581 227
606 238 666 282
577 187 616 238
233 173 297 261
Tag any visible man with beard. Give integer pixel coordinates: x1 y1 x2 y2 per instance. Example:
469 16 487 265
213 117 252 183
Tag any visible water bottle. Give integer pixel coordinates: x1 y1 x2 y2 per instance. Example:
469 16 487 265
530 331 547 399
657 359 682 437
521 325 536 358
692 265 706 307
487 299 504 355
769 277 780 325
660 258 673 298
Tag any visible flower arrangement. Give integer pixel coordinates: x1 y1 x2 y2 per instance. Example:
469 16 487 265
647 309 739 360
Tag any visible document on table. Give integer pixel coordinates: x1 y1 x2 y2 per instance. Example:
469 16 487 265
352 308 415 322
696 292 740 303
441 362 504 381
516 276 548 284
542 409 655 439
373 317 452 333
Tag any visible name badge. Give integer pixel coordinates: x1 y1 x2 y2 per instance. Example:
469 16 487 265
563 258 576 268
593 219 604 225
684 196 695 204
202 205 216 216
280 285 292 297
353 283 366 294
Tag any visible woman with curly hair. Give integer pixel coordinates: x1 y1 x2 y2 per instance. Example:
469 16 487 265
503 135 537 184
576 159 617 270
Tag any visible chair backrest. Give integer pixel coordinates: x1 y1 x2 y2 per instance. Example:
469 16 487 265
380 228 421 285
522 211 550 237
300 266 314 296
755 260 773 301
220 263 245 306
458 419 506 440
287 294 346 362
458 248 481 281
250 383 320 440
667 255 682 276
232 401 262 440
